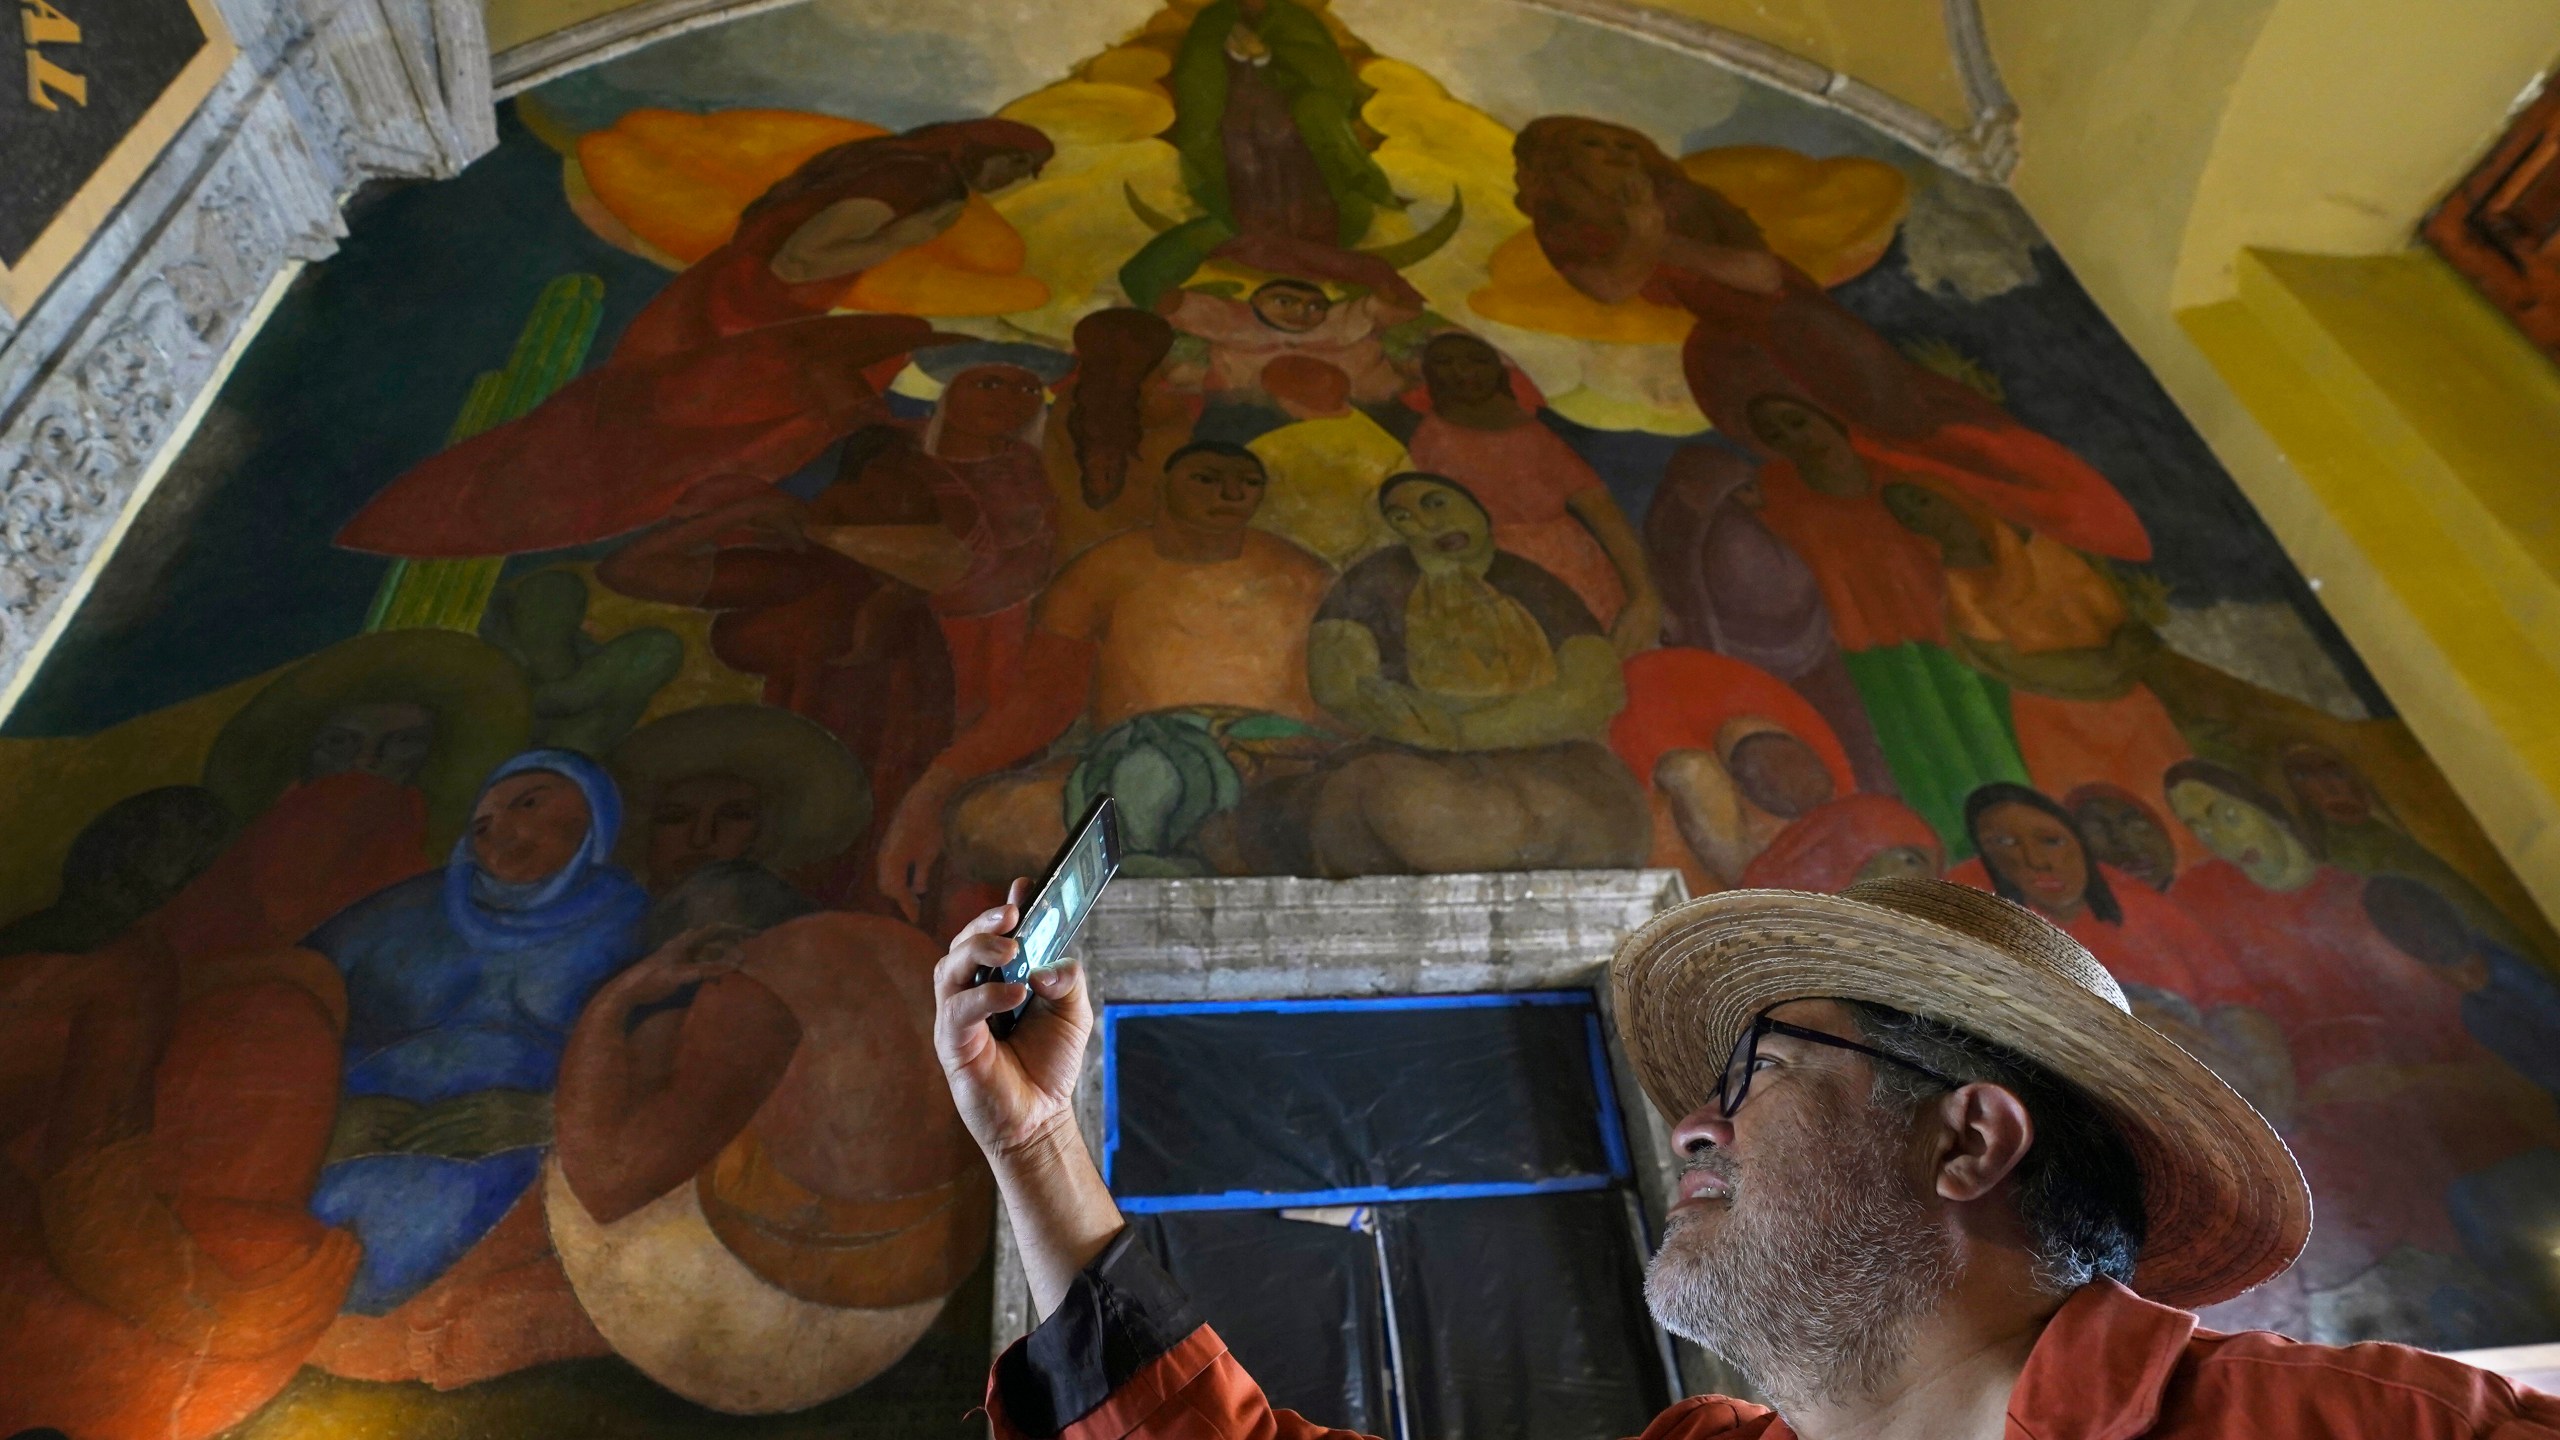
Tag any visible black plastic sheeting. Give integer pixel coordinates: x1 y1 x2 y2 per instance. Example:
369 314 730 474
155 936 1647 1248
1109 1003 1616 1197
1130 1210 1393 1433
1130 1193 1670 1440
1381 1191 1669 1440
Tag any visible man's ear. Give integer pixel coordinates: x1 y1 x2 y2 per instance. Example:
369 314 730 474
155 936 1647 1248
1929 1082 2035 1204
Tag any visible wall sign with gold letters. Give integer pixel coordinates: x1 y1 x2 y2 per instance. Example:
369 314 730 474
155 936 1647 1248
1 0 237 317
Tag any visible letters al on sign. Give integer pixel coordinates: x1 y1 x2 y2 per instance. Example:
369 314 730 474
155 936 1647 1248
1 0 238 318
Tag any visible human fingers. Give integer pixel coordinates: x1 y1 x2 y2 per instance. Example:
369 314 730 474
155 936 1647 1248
937 976 1030 1051
1025 958 1079 1000
934 929 1020 999
954 892 1025 945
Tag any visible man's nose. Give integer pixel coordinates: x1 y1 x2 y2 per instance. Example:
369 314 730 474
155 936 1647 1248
1671 1105 1734 1158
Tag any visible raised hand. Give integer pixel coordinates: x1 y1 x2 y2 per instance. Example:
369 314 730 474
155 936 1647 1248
932 878 1094 1158
928 876 1123 1317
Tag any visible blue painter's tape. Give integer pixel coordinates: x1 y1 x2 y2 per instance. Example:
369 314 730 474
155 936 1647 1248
1101 1004 1121 1185
1105 991 1592 1020
1115 1173 1617 1214
1585 1011 1633 1181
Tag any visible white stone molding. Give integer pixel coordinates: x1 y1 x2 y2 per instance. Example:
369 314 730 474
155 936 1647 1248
984 869 1745 1400
0 0 497 716
1519 0 2020 184
490 0 809 97
487 0 2021 181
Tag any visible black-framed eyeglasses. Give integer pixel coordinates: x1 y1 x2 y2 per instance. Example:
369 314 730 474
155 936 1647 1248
1712 1009 1960 1119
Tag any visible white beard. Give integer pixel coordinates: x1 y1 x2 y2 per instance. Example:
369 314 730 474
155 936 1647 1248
1643 1096 1961 1411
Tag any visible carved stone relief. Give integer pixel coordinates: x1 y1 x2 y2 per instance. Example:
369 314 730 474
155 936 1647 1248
0 0 494 709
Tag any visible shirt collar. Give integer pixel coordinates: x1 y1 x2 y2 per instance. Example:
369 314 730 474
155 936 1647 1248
2006 1279 2199 1440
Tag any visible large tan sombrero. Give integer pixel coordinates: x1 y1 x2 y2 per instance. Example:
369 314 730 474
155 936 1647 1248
200 629 533 852
606 705 870 874
1611 877 2309 1309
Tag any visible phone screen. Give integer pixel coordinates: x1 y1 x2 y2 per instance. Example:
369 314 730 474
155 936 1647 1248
1003 795 1121 982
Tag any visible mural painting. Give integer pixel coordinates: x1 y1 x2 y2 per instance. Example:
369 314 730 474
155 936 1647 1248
2 0 2559 1430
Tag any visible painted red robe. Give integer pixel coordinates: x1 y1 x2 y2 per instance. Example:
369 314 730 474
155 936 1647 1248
0 773 434 1440
337 124 1052 559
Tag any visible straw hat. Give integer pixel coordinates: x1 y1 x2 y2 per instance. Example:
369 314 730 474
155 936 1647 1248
1610 877 2309 1309
200 630 532 852
606 705 870 875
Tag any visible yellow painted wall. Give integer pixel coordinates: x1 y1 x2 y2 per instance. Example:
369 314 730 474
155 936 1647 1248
1986 0 2560 925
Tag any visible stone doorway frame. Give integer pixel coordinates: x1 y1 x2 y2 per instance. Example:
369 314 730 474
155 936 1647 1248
982 867 1743 1403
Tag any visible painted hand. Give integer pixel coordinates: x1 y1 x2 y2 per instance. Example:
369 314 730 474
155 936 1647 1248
878 768 961 923
931 879 1094 1159
616 923 752 1007
1610 588 1664 658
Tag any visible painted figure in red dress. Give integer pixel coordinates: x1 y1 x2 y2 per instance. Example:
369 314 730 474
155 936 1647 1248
337 120 1053 559
0 772 434 1440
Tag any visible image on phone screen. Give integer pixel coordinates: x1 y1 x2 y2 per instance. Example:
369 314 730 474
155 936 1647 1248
1007 798 1119 981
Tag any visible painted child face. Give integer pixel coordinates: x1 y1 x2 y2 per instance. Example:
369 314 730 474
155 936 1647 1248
2167 781 2308 891
1880 483 1981 554
940 365 1046 440
1563 123 1653 188
1163 450 1268 531
306 701 437 787
2073 793 2176 892
1423 336 1509 406
2282 751 2371 826
470 770 593 886
1250 284 1331 333
1746 397 1860 490
647 772 764 893
1381 479 1492 564
1975 802 2089 917
1727 732 1834 819
1854 843 1940 885
970 150 1042 193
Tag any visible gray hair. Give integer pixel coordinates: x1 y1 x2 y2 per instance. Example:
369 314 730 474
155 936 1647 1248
1843 1001 2146 1293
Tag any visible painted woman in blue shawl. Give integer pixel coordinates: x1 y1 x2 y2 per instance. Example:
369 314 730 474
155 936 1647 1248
307 749 648 1313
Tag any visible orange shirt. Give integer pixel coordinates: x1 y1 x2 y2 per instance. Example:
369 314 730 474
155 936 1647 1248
984 1235 2559 1439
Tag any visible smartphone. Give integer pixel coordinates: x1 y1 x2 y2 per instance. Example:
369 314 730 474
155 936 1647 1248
976 794 1121 1035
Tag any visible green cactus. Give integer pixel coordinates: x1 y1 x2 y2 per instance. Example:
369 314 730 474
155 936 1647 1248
365 274 606 634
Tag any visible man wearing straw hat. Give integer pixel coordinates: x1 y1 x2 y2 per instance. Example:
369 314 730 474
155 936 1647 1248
931 877 2559 1438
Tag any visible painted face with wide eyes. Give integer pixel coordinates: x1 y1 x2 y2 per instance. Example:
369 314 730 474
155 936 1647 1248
1249 285 1331 333
1974 802 2090 918
469 771 592 886
2168 781 2305 891
1381 479 1492 563
939 364 1045 440
1853 843 1940 885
